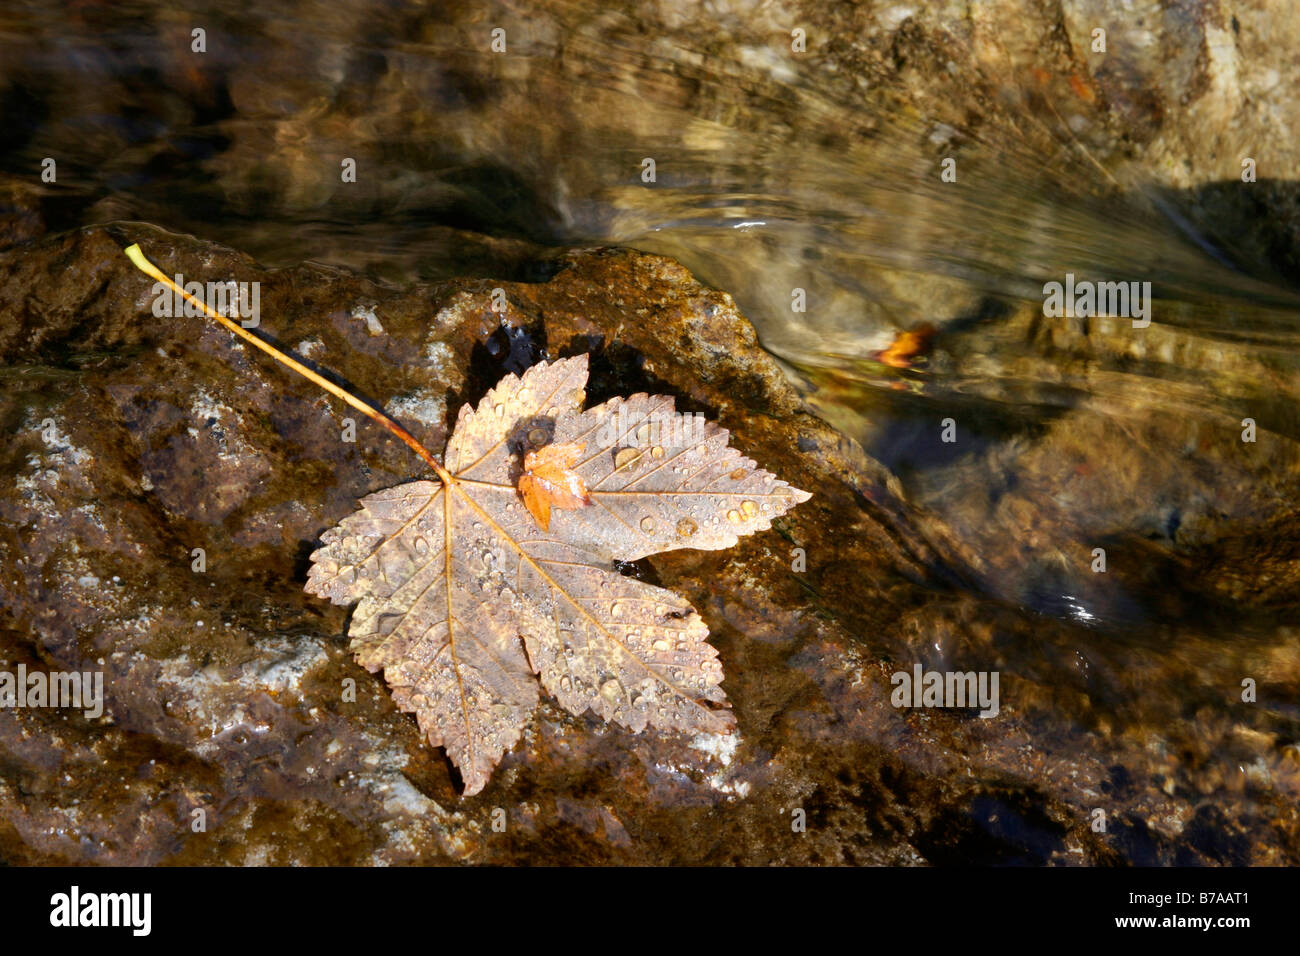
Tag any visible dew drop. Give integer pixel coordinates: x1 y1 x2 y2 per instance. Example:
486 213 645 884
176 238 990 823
610 601 624 618
493 403 505 417
637 421 665 444
726 509 741 523
639 516 656 533
652 639 670 652
676 517 698 537
600 679 622 703
569 388 586 406
650 445 665 459
559 675 572 693
614 447 642 471
413 536 430 555
527 426 549 446
729 467 746 480
741 499 758 517
517 387 532 402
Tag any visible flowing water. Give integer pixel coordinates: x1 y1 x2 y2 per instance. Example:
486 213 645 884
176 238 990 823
4 0 1300 833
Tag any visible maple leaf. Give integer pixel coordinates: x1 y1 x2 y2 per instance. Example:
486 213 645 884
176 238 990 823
304 354 811 795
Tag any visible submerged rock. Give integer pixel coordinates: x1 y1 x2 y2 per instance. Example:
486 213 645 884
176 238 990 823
1 220 1297 864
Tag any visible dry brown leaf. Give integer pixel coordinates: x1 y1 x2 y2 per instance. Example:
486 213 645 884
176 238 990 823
305 354 811 795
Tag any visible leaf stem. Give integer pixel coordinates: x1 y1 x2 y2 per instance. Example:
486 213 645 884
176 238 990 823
123 243 453 484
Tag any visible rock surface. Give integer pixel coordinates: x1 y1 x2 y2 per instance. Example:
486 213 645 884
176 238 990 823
1 219 1297 864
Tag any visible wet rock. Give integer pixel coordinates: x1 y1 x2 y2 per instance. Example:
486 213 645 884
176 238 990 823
1 222 1298 864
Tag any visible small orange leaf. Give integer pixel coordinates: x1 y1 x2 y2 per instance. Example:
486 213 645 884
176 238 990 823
875 323 936 369
518 442 592 530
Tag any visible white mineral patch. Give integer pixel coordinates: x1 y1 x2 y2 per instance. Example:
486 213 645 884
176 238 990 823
188 389 240 457
155 636 329 739
689 731 738 766
423 339 454 374
879 4 918 30
296 336 324 358
27 416 92 466
736 44 796 84
351 304 384 336
386 389 447 429
929 123 956 145
247 636 330 693
707 772 751 799
73 503 107 532
190 389 230 424
380 775 435 815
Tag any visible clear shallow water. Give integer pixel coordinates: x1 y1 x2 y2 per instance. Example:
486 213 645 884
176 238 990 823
3 0 1299 726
